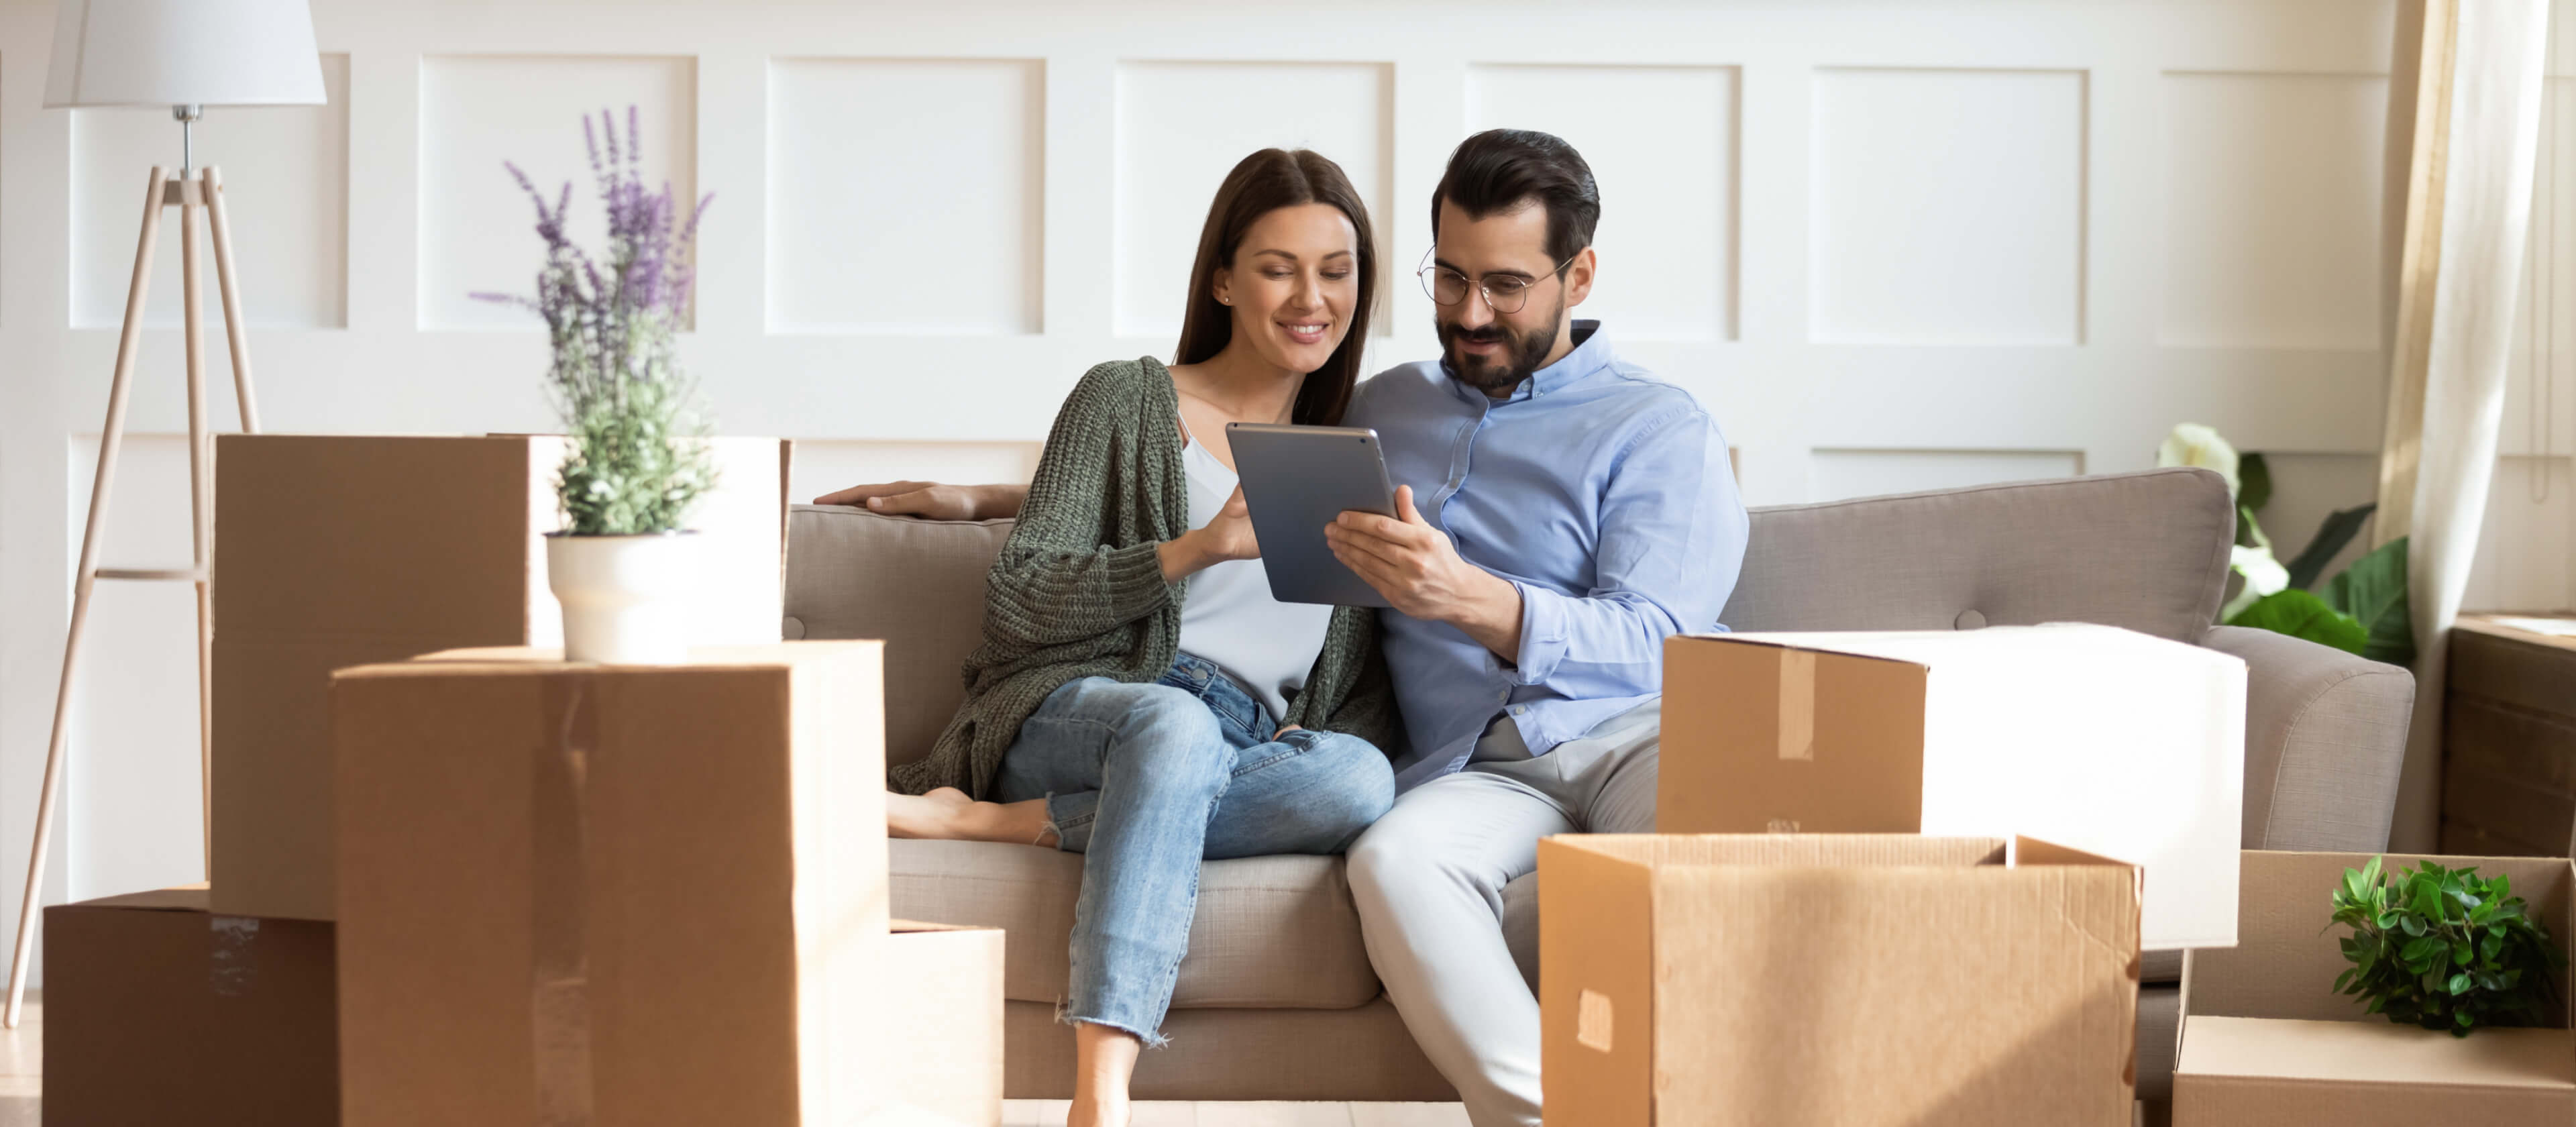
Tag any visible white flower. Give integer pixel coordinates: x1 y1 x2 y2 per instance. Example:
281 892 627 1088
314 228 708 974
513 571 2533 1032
2157 423 2241 499
2222 543 2292 619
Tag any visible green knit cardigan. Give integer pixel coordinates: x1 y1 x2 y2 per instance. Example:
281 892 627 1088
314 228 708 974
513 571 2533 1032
891 358 1401 798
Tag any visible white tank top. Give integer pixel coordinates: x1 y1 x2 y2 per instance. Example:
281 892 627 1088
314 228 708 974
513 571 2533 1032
1175 429 1336 723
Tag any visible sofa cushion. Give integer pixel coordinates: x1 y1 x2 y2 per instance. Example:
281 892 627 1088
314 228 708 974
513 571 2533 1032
1004 997 1454 1102
785 506 1014 767
1721 468 2233 642
888 839 1381 1010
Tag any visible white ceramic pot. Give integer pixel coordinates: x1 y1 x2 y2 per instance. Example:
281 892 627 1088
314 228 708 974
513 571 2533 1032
544 531 702 664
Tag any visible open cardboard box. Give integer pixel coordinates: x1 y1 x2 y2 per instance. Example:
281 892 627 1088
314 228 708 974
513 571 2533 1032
2174 851 2576 1124
1660 623 2246 951
212 433 792 922
1540 834 2141 1127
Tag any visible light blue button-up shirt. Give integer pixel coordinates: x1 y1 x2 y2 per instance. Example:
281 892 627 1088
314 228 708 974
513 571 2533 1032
1345 321 1749 791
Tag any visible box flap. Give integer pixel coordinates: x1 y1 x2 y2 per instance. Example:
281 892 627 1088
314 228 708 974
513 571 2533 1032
1538 837 1656 1127
1553 833 2006 869
2179 1016 2575 1091
2015 837 2139 869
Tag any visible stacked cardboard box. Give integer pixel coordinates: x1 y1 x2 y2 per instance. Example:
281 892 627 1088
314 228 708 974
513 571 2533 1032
1540 834 2141 1126
211 434 794 922
330 643 1002 1126
2174 850 2576 1124
45 439 997 1124
1658 623 2247 952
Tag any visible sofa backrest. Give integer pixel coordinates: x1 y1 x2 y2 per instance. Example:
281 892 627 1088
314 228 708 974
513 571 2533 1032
785 508 1014 767
1719 468 2232 639
786 467 2234 767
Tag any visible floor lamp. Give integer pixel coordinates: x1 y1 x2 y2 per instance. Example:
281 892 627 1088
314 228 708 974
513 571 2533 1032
7 0 326 1028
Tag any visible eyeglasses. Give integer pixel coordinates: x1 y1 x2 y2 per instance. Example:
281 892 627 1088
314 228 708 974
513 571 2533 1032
1417 247 1579 315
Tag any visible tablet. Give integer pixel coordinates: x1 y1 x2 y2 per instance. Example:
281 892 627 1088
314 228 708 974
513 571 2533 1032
1226 422 1398 608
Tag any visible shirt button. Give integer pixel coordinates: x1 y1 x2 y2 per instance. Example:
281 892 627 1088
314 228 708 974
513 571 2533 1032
1511 705 1527 716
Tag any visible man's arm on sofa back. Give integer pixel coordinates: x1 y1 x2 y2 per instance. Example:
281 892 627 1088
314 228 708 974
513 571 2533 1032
812 481 1028 521
2202 624 2414 853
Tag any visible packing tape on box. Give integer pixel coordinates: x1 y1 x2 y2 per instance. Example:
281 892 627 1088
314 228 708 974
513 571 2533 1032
533 676 598 1127
208 916 260 997
1778 649 1815 761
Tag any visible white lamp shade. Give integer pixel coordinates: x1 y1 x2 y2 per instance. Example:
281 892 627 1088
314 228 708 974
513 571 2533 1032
44 0 325 109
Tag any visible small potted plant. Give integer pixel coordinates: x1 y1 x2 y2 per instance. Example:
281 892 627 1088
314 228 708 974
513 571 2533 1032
2329 855 2568 1036
476 107 716 663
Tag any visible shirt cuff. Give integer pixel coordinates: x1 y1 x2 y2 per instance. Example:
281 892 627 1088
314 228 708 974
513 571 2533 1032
1509 580 1570 686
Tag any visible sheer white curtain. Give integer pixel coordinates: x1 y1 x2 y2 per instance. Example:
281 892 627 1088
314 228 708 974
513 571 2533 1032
2379 0 2551 852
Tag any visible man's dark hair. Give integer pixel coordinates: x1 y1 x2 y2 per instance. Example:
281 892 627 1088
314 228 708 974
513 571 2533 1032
1430 129 1600 268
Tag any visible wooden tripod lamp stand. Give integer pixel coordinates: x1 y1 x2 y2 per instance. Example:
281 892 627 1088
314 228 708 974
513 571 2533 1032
7 0 326 1026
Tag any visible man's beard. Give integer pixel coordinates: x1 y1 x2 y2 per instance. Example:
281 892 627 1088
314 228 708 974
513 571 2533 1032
1438 297 1563 394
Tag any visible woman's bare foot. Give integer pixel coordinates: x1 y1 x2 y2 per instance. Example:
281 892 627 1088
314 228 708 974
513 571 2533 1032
886 788 976 839
885 788 1057 846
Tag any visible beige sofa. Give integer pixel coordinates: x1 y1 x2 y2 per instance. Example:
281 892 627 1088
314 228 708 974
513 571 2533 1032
783 466 2416 1106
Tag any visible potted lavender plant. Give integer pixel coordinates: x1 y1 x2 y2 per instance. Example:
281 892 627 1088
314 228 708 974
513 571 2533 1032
476 108 716 663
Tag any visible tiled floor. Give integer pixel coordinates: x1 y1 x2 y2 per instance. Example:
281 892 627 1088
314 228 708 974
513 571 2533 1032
0 995 36 1126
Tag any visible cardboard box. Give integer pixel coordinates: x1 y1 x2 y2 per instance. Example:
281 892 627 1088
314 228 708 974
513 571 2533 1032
1660 623 2247 951
861 922 1006 1126
212 433 792 921
2174 850 2576 1124
1540 834 2141 1127
43 888 337 1126
2441 614 2576 856
332 643 885 1127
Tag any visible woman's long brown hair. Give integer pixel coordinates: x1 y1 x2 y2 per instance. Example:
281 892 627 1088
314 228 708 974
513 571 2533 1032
1173 148 1379 426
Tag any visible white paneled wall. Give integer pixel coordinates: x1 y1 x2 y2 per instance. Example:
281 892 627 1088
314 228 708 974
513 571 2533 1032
1811 68 2088 345
767 58 1045 335
2 0 2561 979
2157 72 2387 350
1114 61 1395 340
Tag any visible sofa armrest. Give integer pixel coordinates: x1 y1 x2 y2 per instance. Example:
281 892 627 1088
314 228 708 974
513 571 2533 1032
2200 625 2415 853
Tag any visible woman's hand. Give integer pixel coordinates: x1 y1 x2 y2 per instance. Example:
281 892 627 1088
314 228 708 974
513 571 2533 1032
1199 485 1260 563
1158 486 1259 581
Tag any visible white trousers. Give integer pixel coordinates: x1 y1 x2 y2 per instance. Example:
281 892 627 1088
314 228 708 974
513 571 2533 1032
1346 701 1662 1127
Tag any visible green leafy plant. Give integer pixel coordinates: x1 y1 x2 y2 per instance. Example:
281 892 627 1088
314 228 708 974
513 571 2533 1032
2329 856 2567 1036
2156 425 2415 665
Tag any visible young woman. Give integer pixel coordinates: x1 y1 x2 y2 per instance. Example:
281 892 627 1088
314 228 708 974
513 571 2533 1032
883 149 1397 1127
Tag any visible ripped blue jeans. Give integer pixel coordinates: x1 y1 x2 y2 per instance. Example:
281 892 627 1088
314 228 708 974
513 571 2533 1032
991 652 1395 1046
